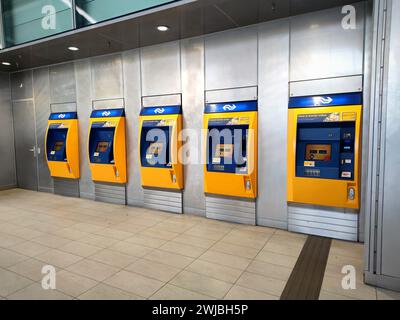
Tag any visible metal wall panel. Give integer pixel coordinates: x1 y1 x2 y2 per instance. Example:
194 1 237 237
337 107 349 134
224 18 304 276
140 41 182 96
144 189 182 214
206 196 256 225
142 94 182 107
0 72 16 189
75 59 95 200
10 70 33 100
289 75 363 97
91 54 124 100
257 19 290 229
95 183 126 205
290 2 365 81
33 67 53 193
122 49 144 207
54 178 80 198
381 0 400 279
205 87 258 104
288 205 358 241
12 100 38 191
205 26 258 91
181 37 206 216
49 63 77 104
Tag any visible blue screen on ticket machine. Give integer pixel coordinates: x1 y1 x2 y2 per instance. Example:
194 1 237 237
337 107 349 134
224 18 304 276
295 114 356 180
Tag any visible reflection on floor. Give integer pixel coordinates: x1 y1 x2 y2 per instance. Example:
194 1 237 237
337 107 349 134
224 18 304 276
0 189 399 300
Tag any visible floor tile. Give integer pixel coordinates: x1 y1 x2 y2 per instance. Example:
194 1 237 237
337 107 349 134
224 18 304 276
172 234 216 249
70 223 105 233
210 242 260 259
31 234 71 249
7 259 49 282
7 283 72 300
49 227 89 241
124 234 167 249
224 285 279 300
150 284 214 300
184 226 227 241
66 259 120 282
4 227 45 241
78 234 119 249
140 227 180 241
89 249 138 268
59 241 102 257
93 228 133 241
376 288 400 300
0 268 33 297
255 250 298 268
321 275 377 300
78 283 141 300
104 270 164 298
0 248 29 268
199 250 251 270
246 260 292 281
319 290 356 300
144 250 194 269
109 241 153 258
170 270 232 299
186 259 243 284
9 241 51 257
262 242 303 258
125 259 181 282
159 241 206 258
0 233 26 248
236 272 287 297
56 270 98 298
36 249 83 269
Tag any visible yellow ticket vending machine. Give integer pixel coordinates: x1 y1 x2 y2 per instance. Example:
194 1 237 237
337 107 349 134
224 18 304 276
204 101 258 199
45 112 80 179
88 109 126 184
139 106 183 190
287 93 363 209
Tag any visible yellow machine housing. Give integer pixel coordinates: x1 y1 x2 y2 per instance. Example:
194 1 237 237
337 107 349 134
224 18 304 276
204 101 258 199
88 109 127 184
287 93 363 209
45 112 80 179
139 106 184 190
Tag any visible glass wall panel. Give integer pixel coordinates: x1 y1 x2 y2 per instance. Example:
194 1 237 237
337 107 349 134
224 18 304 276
1 0 73 47
75 0 176 27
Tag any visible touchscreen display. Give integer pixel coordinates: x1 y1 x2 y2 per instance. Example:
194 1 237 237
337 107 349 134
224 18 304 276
96 142 109 153
54 141 64 151
305 144 332 161
215 144 233 158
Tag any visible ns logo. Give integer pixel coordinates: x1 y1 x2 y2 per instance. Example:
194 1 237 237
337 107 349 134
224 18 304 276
223 104 237 111
57 114 66 119
154 108 165 114
313 97 333 106
102 111 111 117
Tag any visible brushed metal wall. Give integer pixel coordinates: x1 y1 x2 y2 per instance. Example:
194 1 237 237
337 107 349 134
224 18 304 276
0 72 16 189
257 19 290 229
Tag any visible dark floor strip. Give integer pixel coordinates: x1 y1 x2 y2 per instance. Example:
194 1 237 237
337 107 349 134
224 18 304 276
280 235 332 300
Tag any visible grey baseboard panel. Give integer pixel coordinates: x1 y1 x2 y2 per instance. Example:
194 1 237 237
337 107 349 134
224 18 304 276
289 225 357 241
364 272 400 292
38 187 54 193
0 184 17 191
257 217 287 230
79 192 95 200
183 206 206 217
127 199 145 207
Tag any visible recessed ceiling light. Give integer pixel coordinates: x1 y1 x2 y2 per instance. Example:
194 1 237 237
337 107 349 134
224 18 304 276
157 25 169 32
68 46 79 51
2 62 11 66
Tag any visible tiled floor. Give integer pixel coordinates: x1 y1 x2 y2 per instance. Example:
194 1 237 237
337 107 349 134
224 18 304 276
0 189 399 300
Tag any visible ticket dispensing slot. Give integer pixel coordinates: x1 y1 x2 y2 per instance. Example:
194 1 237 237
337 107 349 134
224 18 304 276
45 112 80 179
287 93 362 209
139 106 183 190
88 109 126 184
204 101 258 199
